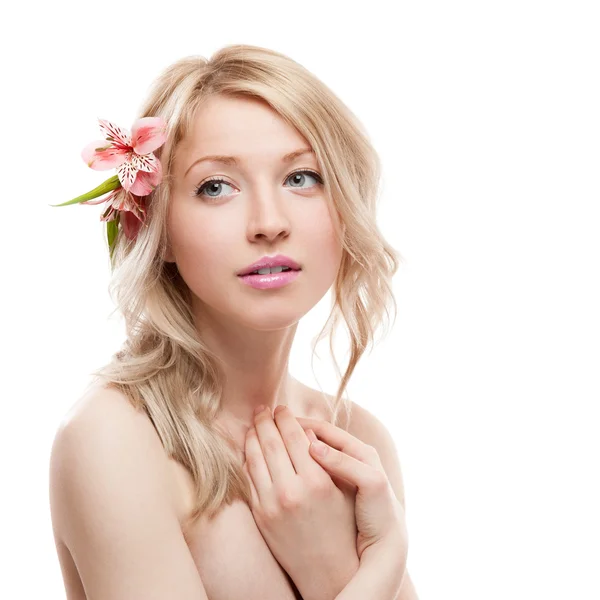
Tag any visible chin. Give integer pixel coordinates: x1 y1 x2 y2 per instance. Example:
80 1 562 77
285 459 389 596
236 311 303 332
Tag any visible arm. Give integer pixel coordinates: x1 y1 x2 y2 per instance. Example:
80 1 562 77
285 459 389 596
334 539 404 600
49 390 208 600
348 402 420 600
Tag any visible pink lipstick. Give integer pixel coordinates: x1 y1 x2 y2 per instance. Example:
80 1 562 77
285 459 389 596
237 254 302 289
238 269 301 289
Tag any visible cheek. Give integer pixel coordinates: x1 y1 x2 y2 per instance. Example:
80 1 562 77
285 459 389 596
298 203 344 276
168 207 236 289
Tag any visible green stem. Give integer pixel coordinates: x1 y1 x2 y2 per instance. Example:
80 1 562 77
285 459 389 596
50 174 121 207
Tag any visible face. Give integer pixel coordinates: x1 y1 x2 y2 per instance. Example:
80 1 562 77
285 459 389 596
167 94 344 330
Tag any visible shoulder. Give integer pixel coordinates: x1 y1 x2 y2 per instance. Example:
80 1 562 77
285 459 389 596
49 384 180 540
312 390 406 511
56 382 146 432
347 400 407 510
52 383 173 483
48 385 207 596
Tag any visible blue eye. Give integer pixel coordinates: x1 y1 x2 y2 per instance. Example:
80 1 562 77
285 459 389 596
285 170 323 189
194 169 323 201
194 178 235 200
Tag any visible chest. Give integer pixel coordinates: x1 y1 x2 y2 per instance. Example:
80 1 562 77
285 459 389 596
172 461 302 600
170 392 353 599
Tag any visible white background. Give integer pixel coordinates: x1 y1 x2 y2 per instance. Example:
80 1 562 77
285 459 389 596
1 1 598 598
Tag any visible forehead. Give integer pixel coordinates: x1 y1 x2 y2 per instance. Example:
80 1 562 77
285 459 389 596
179 95 310 160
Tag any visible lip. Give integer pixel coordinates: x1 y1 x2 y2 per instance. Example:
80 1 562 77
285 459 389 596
238 269 301 290
237 254 302 276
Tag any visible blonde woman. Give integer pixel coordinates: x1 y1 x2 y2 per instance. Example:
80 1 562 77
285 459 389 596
49 44 418 599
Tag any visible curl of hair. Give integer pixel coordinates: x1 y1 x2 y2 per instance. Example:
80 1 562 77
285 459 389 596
89 44 404 528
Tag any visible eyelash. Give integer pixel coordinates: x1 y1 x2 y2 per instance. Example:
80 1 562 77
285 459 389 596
193 169 324 201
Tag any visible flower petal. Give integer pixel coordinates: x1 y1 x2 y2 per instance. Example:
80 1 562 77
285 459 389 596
117 156 139 192
98 118 132 149
125 195 146 218
81 140 128 170
119 194 146 241
83 188 120 208
130 151 159 174
131 117 168 155
129 173 153 196
129 159 162 195
149 157 163 183
80 196 110 206
121 209 144 240
100 203 118 222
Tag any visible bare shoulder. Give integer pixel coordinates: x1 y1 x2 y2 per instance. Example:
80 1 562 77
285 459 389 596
310 389 406 510
49 384 207 599
305 388 417 598
50 383 183 536
306 386 394 442
56 382 148 434
52 385 173 504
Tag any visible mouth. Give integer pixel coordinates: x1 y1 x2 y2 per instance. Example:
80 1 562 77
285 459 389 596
237 266 301 277
237 254 302 276
237 267 302 289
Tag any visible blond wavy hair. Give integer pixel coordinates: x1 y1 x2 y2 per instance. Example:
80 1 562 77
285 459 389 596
89 43 403 528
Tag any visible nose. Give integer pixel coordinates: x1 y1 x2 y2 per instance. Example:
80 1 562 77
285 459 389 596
246 192 291 244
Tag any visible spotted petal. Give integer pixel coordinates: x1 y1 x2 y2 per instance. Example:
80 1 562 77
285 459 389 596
122 193 146 219
98 118 132 149
117 156 139 192
81 140 129 170
100 204 118 223
130 159 162 195
131 117 167 155
94 190 121 220
131 151 160 174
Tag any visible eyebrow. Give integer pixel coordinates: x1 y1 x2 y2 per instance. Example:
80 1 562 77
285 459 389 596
184 148 315 177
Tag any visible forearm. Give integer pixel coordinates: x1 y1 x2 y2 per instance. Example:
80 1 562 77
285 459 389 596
294 551 360 600
334 542 405 600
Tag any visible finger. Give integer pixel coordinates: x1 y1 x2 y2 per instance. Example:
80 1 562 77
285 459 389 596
253 407 297 485
307 429 356 492
296 417 382 470
245 426 272 501
273 406 324 478
308 438 387 494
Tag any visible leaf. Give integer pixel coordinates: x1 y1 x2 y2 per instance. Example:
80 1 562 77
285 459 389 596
107 214 119 259
50 174 121 207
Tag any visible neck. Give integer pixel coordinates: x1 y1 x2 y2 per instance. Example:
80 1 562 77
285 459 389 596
192 299 306 430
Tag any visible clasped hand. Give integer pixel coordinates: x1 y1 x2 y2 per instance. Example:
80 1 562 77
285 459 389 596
242 405 359 600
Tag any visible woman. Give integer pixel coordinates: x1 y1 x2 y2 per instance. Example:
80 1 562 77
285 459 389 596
49 43 417 599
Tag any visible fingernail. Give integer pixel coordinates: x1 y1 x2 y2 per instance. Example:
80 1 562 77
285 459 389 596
311 440 328 456
306 429 317 442
254 404 266 415
273 405 286 416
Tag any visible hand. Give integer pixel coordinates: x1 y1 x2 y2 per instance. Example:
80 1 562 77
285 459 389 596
243 405 360 600
295 416 408 562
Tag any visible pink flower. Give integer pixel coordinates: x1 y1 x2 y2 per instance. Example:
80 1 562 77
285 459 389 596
81 117 167 195
82 189 146 241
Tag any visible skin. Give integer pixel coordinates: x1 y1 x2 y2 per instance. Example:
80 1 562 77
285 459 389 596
167 94 344 446
49 95 417 599
244 405 361 600
163 95 416 598
166 95 365 598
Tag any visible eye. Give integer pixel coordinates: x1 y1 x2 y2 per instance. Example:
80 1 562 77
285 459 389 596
193 169 324 201
284 169 323 189
194 178 235 200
